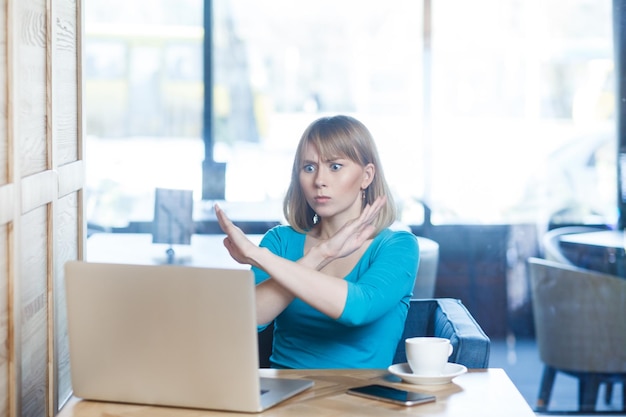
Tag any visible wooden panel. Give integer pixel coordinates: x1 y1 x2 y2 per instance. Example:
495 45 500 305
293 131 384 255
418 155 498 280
54 193 79 408
0 224 9 417
2 0 83 415
52 0 82 409
57 161 83 197
20 206 48 417
20 171 57 214
0 184 14 226
0 0 7 185
53 0 78 165
16 0 48 177
0 0 11 413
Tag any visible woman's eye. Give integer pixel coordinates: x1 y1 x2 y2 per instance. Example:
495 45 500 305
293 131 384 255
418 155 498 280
303 164 315 173
330 163 342 171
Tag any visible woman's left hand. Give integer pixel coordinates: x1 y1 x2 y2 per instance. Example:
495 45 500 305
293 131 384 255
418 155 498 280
316 195 387 265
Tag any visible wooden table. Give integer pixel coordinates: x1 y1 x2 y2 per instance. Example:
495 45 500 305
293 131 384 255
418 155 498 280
56 368 535 417
87 233 262 268
559 230 626 277
87 232 438 268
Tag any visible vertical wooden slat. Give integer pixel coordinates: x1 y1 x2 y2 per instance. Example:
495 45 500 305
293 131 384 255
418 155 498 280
53 193 78 408
53 0 78 166
0 223 9 417
51 0 81 411
0 0 7 185
16 0 48 178
14 0 50 416
0 2 9 416
19 207 48 417
7 0 21 414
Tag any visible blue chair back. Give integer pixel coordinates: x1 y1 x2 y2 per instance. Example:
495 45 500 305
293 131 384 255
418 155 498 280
393 298 490 369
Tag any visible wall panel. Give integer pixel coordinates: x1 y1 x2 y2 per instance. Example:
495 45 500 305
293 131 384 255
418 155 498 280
16 0 48 177
2 0 83 415
0 0 7 185
0 0 9 413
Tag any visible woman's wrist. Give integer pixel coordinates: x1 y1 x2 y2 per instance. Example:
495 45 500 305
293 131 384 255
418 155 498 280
247 245 271 270
306 243 335 270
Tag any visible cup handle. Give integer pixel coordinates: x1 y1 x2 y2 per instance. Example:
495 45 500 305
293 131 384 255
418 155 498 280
447 344 453 357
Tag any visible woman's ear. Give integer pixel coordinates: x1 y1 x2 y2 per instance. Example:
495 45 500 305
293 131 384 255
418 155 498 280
362 163 375 188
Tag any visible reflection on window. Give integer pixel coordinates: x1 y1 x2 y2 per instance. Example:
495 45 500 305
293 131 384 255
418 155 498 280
85 0 616 230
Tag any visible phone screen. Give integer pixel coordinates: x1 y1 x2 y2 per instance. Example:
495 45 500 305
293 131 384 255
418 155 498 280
347 384 436 406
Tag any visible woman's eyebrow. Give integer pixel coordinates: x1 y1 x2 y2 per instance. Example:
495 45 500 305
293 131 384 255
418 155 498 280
323 155 345 163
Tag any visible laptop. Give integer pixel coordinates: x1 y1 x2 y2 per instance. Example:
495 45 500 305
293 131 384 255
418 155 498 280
64 261 313 412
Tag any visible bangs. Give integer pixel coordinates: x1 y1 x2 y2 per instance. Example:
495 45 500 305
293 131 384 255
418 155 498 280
301 122 364 165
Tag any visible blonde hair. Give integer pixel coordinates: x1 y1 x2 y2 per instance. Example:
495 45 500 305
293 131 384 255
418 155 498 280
283 115 396 234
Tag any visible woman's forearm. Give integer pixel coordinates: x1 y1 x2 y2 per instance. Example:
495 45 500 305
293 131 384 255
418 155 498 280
253 246 348 320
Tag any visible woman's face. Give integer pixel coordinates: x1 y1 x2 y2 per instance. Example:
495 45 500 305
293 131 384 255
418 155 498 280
299 143 374 224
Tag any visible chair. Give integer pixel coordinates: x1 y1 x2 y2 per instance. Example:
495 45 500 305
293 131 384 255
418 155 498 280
258 298 489 369
528 257 626 412
392 298 490 368
413 237 439 299
540 225 621 405
390 223 439 299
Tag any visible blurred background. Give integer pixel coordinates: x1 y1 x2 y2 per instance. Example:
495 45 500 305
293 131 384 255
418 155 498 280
83 0 616 231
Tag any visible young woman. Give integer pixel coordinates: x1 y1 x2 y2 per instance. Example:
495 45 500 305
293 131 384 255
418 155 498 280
215 115 419 368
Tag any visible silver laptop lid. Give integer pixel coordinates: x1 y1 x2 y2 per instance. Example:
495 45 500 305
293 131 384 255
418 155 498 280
65 261 265 412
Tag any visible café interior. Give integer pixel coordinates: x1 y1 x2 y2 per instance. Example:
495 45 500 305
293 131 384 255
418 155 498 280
84 0 625 415
3 0 626 416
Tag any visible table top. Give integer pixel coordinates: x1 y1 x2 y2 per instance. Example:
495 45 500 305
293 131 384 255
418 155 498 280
87 233 262 268
87 232 438 267
559 230 624 250
56 368 534 417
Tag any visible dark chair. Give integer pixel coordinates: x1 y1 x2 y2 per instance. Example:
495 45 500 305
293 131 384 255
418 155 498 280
392 298 490 368
528 257 626 412
258 298 491 369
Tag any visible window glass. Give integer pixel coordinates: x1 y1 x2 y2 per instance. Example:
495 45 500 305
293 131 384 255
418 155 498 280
85 0 204 227
85 0 615 230
212 0 424 208
426 0 615 226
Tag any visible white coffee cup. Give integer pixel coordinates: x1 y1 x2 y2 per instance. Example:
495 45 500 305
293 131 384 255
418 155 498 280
405 337 453 375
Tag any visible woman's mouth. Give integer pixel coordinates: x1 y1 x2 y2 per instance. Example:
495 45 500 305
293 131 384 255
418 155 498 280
314 196 331 203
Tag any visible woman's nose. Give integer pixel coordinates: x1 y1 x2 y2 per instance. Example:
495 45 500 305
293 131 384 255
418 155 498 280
314 170 327 187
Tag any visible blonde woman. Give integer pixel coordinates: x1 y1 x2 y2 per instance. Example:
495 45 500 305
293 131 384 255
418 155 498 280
216 115 419 368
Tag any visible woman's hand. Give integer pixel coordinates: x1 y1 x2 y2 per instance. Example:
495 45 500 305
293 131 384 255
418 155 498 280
214 204 262 268
315 195 387 268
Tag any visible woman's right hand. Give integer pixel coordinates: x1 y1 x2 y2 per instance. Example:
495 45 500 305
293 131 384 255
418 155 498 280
214 203 262 268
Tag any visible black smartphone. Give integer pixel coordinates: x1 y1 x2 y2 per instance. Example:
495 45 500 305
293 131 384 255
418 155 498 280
346 384 436 406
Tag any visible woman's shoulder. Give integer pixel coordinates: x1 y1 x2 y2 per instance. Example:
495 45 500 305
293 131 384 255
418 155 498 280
369 228 418 254
375 228 418 245
261 224 306 245
260 225 306 258
264 224 303 238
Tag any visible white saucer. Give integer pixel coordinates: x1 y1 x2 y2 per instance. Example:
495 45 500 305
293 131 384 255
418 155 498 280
387 363 467 385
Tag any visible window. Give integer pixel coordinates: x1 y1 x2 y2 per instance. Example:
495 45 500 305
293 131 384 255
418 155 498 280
85 0 616 230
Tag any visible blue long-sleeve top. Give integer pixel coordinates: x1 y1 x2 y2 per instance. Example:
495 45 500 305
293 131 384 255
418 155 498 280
252 226 419 369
